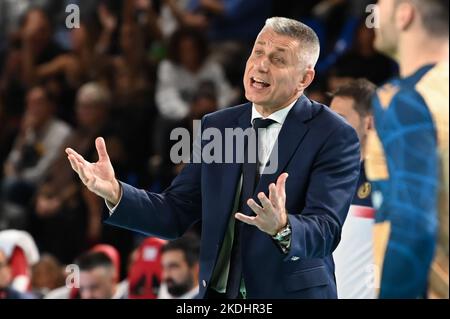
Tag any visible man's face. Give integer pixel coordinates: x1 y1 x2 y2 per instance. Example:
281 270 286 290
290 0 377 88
161 250 196 297
79 267 115 299
0 251 12 289
330 96 367 144
243 28 305 110
374 0 399 57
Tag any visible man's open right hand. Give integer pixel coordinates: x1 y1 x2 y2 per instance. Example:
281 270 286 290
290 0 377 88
65 137 121 206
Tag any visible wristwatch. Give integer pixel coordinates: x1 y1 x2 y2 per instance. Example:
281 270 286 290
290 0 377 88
272 221 291 242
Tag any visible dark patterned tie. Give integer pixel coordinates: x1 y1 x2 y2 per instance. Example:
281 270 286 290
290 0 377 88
225 118 276 298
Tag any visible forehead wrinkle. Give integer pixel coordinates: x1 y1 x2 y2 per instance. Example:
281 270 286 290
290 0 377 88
256 40 293 52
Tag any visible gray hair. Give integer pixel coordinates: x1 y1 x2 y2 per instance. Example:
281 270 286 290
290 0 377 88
263 17 321 69
76 82 111 107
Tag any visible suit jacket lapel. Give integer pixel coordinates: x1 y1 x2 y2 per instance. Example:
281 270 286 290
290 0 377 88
213 104 252 229
255 95 313 195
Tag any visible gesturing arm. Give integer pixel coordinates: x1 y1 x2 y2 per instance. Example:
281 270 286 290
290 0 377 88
66 137 202 239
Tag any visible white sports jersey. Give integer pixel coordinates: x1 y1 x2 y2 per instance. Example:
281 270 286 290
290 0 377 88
334 205 376 299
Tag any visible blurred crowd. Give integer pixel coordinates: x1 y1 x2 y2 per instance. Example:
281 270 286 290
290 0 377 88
0 0 398 299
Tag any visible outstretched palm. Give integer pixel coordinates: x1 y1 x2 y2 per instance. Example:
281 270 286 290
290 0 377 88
66 137 121 204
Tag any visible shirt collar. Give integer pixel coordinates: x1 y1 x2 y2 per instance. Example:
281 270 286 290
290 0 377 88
251 99 298 126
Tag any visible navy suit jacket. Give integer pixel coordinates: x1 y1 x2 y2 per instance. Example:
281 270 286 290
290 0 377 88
105 95 361 298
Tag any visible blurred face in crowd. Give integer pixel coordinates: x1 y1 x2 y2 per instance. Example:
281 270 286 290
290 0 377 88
179 37 201 72
25 87 54 129
76 95 107 128
79 266 116 299
244 28 312 112
0 250 12 289
330 96 372 149
161 250 198 297
31 255 64 291
374 0 400 58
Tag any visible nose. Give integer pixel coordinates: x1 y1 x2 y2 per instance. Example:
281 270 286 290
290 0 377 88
256 56 269 73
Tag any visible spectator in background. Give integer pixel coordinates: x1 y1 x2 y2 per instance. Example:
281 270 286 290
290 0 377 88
165 0 271 89
329 78 377 299
0 0 33 43
0 8 64 120
23 21 99 123
112 23 154 111
91 1 164 178
1 85 71 209
0 249 35 299
330 79 376 157
155 28 234 122
20 8 63 85
332 20 397 86
158 235 200 299
23 20 95 87
167 0 271 43
31 253 65 298
152 28 234 187
77 250 126 299
108 21 157 175
32 82 131 265
44 244 126 299
0 229 40 294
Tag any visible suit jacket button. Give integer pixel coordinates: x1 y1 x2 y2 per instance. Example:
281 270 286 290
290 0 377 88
291 256 300 261
202 280 207 287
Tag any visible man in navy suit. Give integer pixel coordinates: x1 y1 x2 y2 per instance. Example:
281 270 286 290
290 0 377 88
66 17 360 299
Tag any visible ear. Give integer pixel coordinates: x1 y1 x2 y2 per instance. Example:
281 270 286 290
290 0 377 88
395 1 415 31
298 68 315 92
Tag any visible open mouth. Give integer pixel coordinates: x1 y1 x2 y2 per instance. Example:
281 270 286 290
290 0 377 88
250 77 270 89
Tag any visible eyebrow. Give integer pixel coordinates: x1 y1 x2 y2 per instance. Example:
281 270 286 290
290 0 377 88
255 41 287 52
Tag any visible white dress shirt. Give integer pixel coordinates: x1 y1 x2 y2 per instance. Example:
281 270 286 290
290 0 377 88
251 100 296 174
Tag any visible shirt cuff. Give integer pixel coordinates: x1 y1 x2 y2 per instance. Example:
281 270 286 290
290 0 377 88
105 182 123 215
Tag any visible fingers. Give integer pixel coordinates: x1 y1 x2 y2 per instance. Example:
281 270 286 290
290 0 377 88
268 183 279 209
95 137 110 162
257 192 273 211
247 198 264 216
235 212 257 226
76 160 89 183
276 172 288 193
78 161 95 186
67 154 80 174
248 190 278 216
67 153 93 186
65 148 88 166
